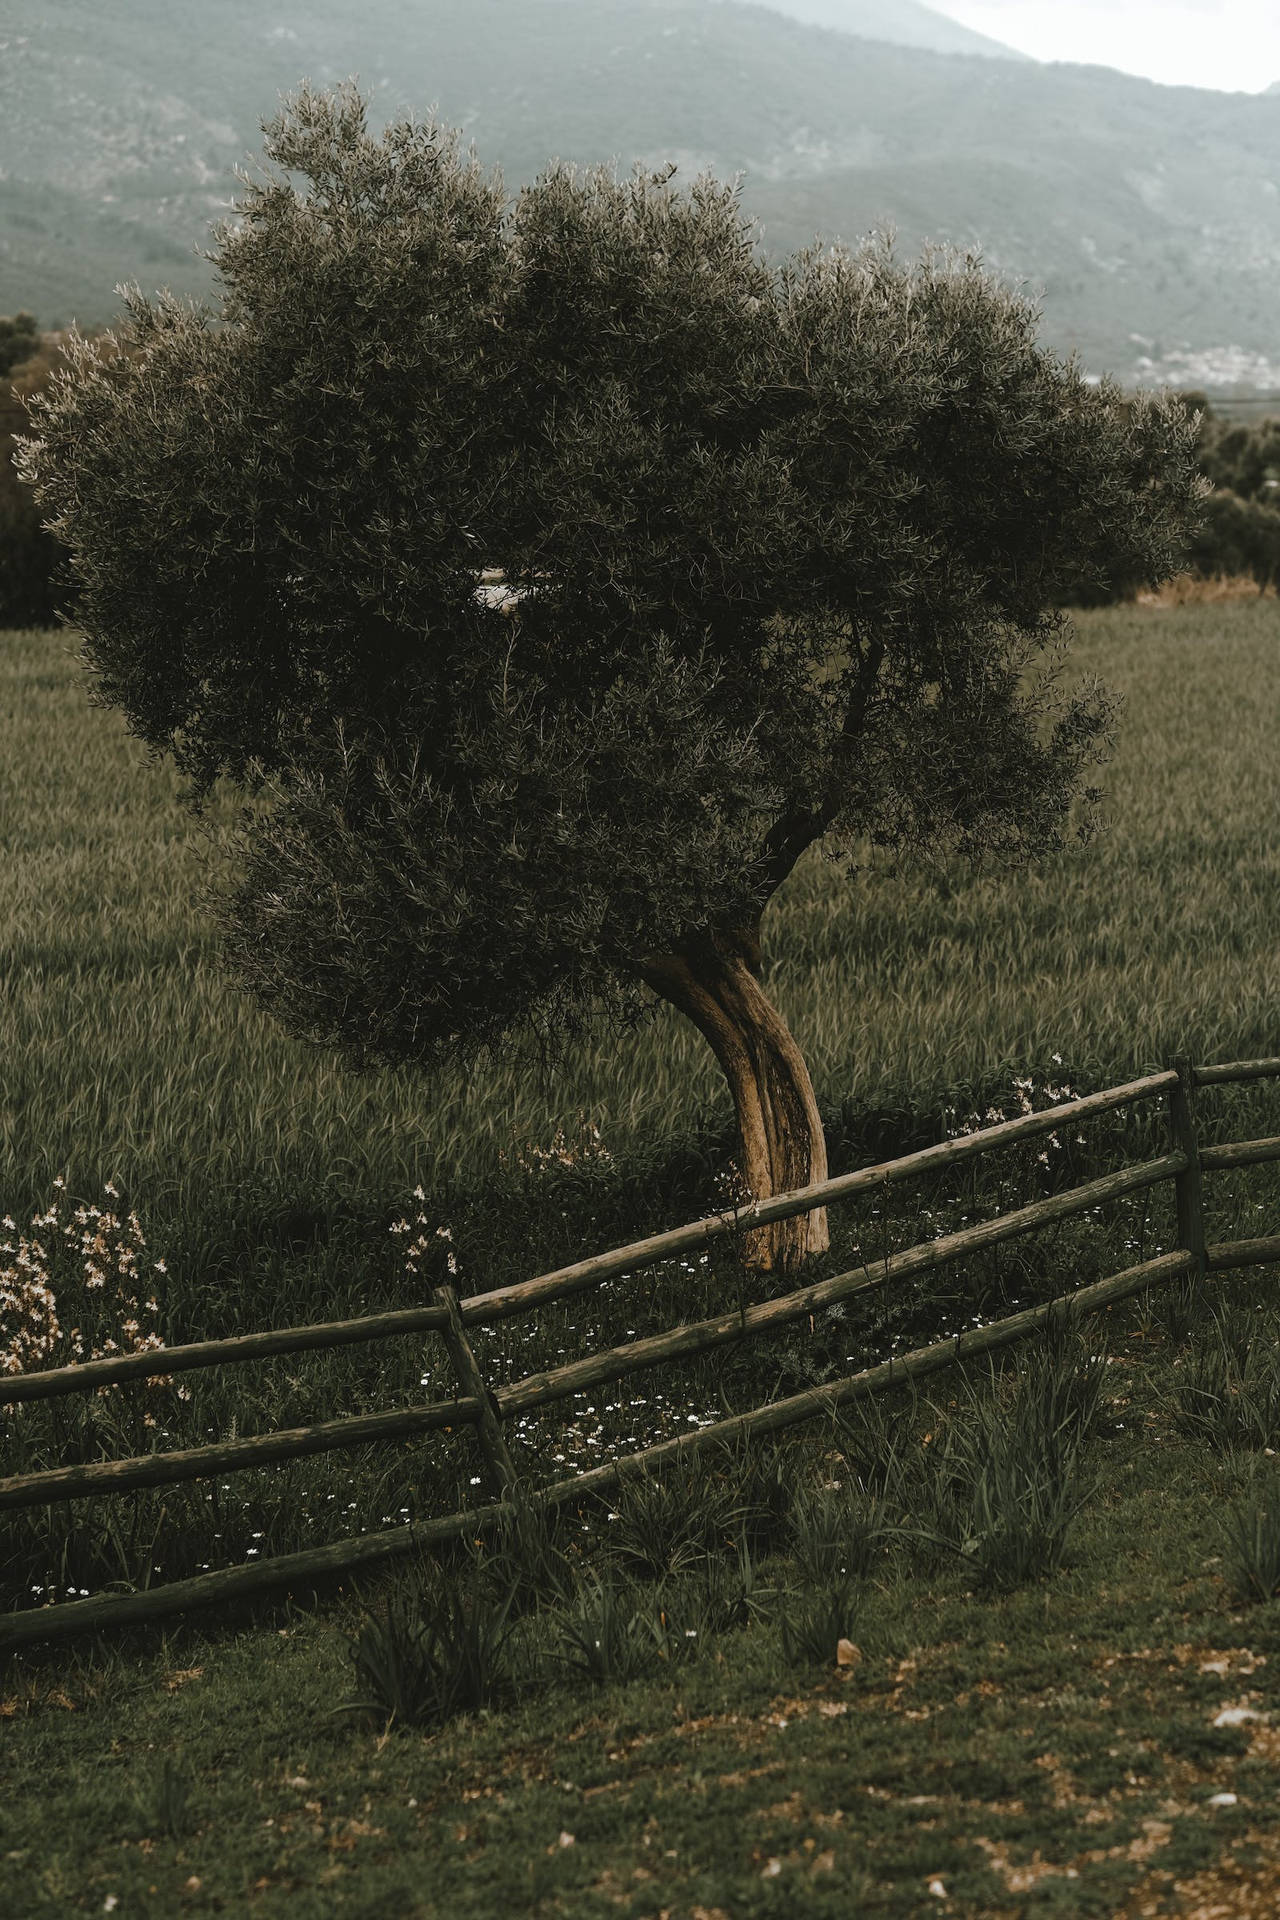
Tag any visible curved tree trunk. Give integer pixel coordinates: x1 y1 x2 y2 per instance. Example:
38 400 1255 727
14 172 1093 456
639 927 829 1271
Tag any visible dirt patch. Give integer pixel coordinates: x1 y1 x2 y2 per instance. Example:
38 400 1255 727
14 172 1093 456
1123 1826 1280 1918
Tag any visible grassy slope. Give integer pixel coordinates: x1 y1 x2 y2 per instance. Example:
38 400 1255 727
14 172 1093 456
2 599 1280 1912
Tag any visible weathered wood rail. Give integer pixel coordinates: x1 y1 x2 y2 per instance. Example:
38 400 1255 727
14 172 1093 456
2 1054 1278 1649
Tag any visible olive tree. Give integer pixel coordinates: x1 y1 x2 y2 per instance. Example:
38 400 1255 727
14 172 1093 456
21 86 1202 1268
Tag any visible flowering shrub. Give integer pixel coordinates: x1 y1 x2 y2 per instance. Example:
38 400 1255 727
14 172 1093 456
0 1239 59 1376
0 1177 174 1404
389 1186 459 1286
500 1116 614 1182
710 1160 754 1212
945 1058 1087 1168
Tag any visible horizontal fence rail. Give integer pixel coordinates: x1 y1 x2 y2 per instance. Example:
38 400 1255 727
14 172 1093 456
0 1396 481 1512
0 1498 512 1651
2 1053 1278 1648
1199 1136 1280 1172
0 1302 453 1407
1207 1236 1280 1272
1194 1057 1280 1086
542 1249 1202 1507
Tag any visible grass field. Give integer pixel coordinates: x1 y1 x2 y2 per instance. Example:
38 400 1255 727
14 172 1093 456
4 599 1278 1236
2 599 1279 1915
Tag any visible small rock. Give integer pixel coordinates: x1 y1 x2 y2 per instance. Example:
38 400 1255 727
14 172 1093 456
836 1638 861 1670
928 1878 948 1899
1214 1707 1265 1727
1208 1792 1238 1807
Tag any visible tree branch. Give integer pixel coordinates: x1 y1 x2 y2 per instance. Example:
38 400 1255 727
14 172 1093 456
747 633 886 908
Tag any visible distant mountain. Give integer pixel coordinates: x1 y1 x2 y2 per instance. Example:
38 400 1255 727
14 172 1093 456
750 0 1028 62
3 0 1280 390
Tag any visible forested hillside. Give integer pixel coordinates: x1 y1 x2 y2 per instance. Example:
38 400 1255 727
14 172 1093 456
4 0 1280 383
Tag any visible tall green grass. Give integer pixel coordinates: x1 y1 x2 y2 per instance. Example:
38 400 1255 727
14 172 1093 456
4 602 1276 1232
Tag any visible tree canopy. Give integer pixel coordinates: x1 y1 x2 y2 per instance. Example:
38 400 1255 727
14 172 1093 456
21 85 1203 1265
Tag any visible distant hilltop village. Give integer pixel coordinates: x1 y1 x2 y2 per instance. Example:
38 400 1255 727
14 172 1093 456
1129 344 1280 394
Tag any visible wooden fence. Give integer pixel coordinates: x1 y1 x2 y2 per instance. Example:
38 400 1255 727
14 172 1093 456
2 1054 1279 1650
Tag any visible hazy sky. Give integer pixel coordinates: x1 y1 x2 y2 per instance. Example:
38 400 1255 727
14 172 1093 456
931 0 1280 93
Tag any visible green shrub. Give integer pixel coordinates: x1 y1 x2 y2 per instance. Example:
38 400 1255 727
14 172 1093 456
1187 487 1280 592
554 1575 650 1686
339 1563 517 1729
606 1456 748 1578
1173 1310 1280 1452
0 325 68 626
1221 1482 1280 1603
777 1580 860 1668
0 312 38 380
786 1482 892 1584
918 1330 1101 1588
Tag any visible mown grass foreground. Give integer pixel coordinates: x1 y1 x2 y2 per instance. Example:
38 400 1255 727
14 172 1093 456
6 1300 1280 1920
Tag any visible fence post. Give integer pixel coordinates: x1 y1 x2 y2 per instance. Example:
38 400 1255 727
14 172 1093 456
1167 1056 1207 1283
433 1284 520 1500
